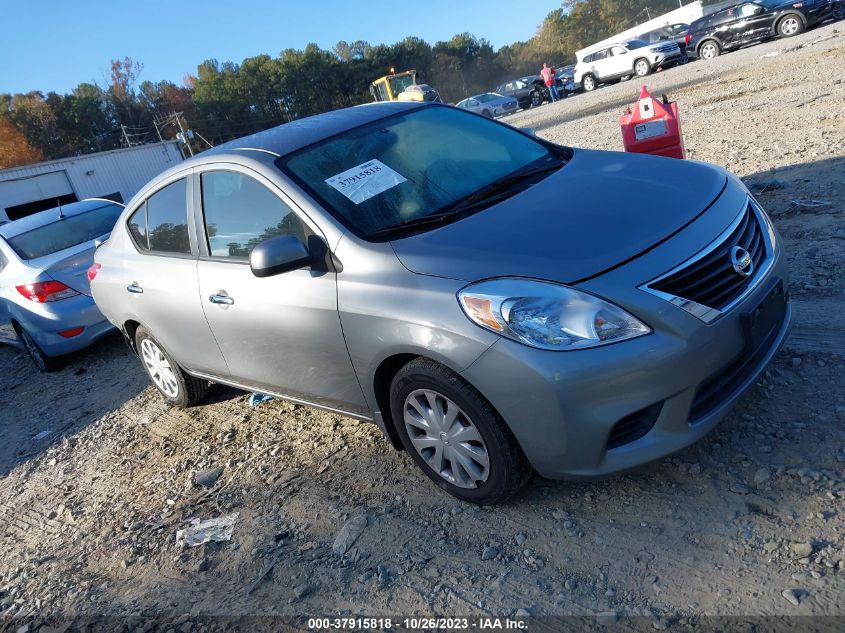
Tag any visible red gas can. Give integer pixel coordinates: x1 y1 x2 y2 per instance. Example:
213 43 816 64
620 86 686 159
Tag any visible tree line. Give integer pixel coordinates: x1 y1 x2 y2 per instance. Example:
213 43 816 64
0 0 690 169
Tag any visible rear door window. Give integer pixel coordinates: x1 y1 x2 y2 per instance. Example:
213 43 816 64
127 178 191 255
127 204 148 250
200 170 307 259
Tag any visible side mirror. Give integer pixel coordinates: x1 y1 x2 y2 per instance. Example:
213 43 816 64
754 6 764 13
250 234 312 278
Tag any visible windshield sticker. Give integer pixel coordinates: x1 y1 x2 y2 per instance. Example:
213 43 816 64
325 159 407 204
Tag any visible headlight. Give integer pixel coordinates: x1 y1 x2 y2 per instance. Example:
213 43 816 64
458 278 651 351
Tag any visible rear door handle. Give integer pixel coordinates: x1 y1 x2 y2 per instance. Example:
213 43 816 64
126 282 143 294
209 291 234 306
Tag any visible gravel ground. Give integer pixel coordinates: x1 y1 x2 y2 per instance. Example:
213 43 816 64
1 21 844 631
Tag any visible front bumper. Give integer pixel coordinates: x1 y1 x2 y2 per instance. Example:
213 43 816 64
460 192 791 479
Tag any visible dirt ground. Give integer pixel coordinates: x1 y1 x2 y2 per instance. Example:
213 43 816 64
1 22 844 631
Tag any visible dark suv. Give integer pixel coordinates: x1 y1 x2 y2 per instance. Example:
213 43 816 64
688 0 833 60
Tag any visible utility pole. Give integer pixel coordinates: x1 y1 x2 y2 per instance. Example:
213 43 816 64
175 114 194 157
152 118 164 143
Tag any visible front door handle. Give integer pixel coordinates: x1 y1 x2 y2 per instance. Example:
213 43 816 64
126 282 143 294
209 291 234 306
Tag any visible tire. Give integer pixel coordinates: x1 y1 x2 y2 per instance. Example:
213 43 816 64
834 1 845 20
481 109 492 118
777 14 804 37
634 58 652 77
699 40 721 60
135 326 208 407
390 358 532 504
582 74 596 92
529 90 543 107
14 323 61 373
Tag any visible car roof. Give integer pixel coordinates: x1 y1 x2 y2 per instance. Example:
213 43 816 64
0 198 123 240
204 101 424 159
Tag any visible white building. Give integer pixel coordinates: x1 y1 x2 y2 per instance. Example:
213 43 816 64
0 141 183 222
576 1 705 61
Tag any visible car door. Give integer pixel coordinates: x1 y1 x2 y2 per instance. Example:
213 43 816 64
736 3 775 43
122 173 229 375
588 49 609 79
711 9 740 46
609 46 631 77
194 165 368 415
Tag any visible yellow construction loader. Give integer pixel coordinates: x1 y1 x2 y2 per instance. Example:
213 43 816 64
369 69 442 104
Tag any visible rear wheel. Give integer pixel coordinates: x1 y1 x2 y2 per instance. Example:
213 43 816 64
582 74 596 92
390 358 532 504
777 14 804 37
135 326 208 407
529 90 543 107
834 1 845 20
14 323 61 373
634 58 652 77
699 40 721 60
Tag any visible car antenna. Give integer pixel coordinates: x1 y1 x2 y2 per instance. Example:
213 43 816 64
57 199 65 220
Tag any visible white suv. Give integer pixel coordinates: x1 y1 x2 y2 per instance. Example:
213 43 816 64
574 39 682 92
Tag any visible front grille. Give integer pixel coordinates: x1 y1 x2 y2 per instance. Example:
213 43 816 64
650 203 767 312
689 311 782 421
606 403 663 450
655 43 680 53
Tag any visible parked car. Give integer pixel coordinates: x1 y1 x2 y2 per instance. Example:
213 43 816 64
688 0 833 60
0 198 123 371
455 92 519 118
637 23 692 59
554 64 577 95
494 76 545 109
574 39 683 92
91 102 792 504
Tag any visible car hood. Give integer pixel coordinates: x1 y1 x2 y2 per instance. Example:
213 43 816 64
390 148 727 284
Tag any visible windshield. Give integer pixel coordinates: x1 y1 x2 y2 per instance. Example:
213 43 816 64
281 106 560 238
6 202 123 260
476 93 499 103
388 75 415 96
625 39 649 49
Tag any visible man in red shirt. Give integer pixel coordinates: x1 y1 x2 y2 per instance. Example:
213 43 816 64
540 63 559 102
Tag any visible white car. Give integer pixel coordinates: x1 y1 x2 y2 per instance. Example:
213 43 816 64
574 39 682 92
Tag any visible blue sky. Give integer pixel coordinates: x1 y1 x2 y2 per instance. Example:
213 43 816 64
0 0 559 95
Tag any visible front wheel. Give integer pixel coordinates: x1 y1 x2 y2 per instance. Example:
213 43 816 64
834 1 845 20
778 15 804 37
15 323 61 372
582 74 596 92
481 109 492 118
529 90 543 107
135 326 208 407
390 358 532 504
634 58 652 77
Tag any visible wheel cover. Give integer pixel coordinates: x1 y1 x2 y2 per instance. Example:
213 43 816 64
584 76 594 90
702 43 717 59
636 61 649 75
140 338 179 398
782 17 799 34
20 328 46 371
403 389 490 489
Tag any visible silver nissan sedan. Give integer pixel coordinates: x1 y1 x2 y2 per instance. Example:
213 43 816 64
91 102 792 504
